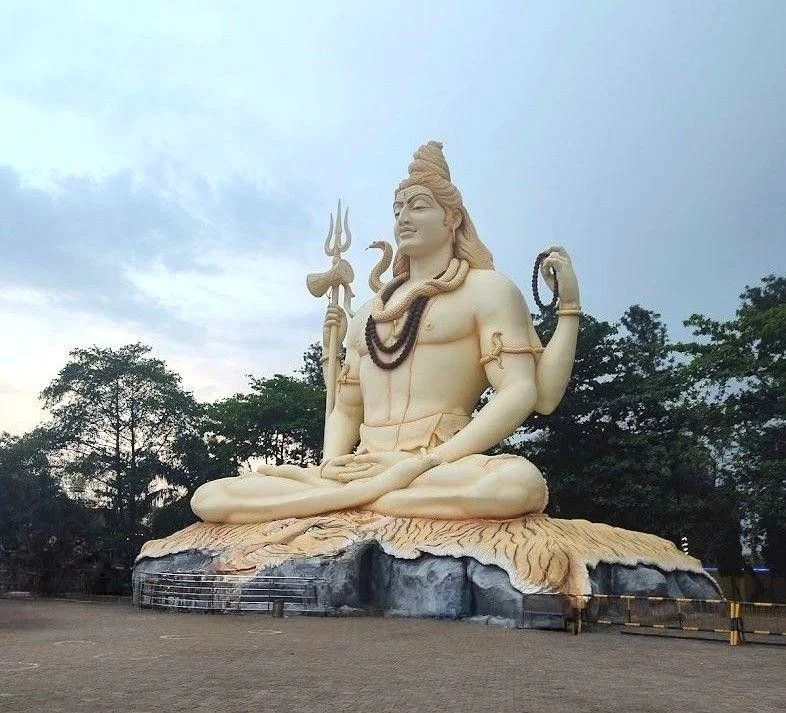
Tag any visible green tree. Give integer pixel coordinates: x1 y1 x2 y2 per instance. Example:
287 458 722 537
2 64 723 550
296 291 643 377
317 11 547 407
681 275 786 573
40 343 199 569
507 307 731 565
149 409 237 537
207 373 324 468
0 429 97 594
299 342 327 390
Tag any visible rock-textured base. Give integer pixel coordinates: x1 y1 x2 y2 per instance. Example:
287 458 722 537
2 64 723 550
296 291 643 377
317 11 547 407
133 511 721 628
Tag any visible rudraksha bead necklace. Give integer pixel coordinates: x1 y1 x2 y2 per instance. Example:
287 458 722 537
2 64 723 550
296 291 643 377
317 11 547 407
365 275 431 370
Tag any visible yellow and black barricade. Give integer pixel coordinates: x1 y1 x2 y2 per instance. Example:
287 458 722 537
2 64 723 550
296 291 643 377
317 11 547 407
580 595 731 642
737 601 786 644
576 595 786 646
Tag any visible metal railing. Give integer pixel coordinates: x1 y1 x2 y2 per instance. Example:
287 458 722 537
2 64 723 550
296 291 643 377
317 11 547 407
137 572 325 616
579 594 730 636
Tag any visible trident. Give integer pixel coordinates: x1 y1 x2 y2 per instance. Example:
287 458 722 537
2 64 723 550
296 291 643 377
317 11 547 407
306 199 355 436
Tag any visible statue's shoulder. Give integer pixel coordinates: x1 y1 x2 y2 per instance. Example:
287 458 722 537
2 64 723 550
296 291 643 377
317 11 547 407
464 269 527 304
463 270 530 328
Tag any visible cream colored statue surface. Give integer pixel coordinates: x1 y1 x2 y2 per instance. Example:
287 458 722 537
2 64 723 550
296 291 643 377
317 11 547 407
192 141 580 524
141 141 705 596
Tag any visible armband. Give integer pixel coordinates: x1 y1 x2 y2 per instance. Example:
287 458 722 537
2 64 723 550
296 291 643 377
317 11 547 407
480 331 543 369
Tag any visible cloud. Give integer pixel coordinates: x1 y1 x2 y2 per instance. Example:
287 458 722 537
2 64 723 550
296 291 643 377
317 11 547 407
0 277 321 435
125 250 314 344
2 0 785 437
0 161 330 435
0 163 319 339
0 288 146 433
0 382 25 396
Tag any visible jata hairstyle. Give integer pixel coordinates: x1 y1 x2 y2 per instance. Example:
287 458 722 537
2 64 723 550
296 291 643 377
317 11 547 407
393 140 494 277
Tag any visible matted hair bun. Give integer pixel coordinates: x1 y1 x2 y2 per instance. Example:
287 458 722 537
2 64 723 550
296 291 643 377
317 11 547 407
408 140 451 182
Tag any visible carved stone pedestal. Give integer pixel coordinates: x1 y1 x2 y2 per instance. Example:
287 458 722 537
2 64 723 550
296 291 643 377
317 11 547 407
133 512 720 628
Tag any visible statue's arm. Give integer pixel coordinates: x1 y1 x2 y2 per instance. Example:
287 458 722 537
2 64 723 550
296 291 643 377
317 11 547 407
533 247 580 414
533 316 579 414
322 324 364 460
430 274 538 464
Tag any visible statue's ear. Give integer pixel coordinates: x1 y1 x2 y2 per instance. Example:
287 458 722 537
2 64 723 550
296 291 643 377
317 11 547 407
451 210 462 231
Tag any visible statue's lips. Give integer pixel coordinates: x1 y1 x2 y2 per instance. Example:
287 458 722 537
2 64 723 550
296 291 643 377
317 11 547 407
398 229 417 238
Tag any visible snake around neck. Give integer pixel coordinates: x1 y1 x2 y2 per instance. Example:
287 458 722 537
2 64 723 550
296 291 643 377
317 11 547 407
365 258 470 370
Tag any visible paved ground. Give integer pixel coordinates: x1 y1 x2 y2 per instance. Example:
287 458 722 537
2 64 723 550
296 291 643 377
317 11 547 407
0 599 783 713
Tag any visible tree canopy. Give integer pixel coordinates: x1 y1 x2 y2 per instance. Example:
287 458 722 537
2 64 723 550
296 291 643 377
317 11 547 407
40 343 199 569
680 275 786 573
505 307 731 567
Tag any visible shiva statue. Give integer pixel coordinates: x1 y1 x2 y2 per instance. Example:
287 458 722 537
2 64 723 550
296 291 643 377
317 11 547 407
191 141 580 524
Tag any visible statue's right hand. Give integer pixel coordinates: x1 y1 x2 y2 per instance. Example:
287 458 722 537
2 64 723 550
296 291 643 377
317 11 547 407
322 305 348 353
539 245 580 308
320 454 364 481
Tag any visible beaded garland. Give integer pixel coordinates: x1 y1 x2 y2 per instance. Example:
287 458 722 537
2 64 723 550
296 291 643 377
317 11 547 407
365 296 428 370
365 274 430 371
532 250 559 311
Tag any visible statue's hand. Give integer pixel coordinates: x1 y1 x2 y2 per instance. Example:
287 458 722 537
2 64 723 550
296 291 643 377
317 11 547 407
322 451 411 483
321 454 368 482
323 305 348 353
375 451 441 491
540 246 580 308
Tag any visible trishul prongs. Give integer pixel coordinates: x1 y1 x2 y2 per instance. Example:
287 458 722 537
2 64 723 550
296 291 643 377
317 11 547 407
324 198 352 264
308 199 355 316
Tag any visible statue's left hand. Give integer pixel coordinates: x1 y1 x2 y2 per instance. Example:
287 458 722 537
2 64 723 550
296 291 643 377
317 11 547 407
540 245 580 308
323 451 413 483
375 450 442 491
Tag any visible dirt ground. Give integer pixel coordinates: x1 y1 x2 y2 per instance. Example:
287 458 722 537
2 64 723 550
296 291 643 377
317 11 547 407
0 599 783 713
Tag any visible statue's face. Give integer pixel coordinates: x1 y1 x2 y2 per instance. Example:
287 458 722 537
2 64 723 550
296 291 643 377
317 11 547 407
393 184 453 258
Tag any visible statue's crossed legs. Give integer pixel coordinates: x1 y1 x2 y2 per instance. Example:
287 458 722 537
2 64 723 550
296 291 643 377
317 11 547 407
191 452 548 524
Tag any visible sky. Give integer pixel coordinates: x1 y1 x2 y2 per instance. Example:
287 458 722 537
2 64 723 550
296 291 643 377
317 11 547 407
1 0 784 435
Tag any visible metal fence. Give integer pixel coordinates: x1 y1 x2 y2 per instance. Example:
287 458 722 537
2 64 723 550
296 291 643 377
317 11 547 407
137 572 325 616
584 594 730 633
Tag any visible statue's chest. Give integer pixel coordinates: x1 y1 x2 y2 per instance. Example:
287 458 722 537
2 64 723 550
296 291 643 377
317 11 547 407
366 296 474 348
